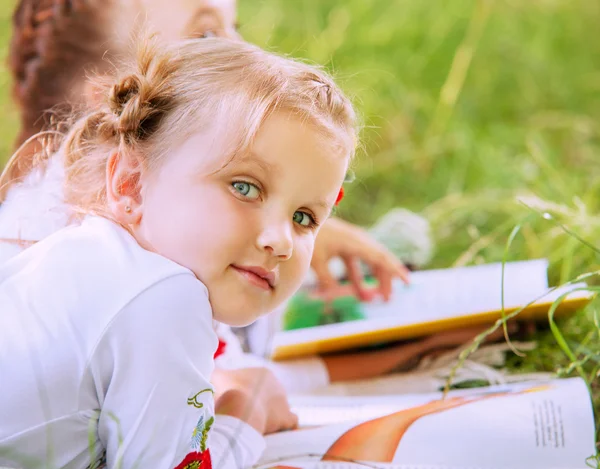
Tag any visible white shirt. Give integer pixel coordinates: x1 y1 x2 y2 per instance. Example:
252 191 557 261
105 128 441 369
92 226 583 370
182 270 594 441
0 155 70 247
0 164 331 395
0 216 264 469
214 323 330 393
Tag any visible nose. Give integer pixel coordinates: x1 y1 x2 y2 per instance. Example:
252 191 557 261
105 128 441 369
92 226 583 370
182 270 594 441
257 219 294 261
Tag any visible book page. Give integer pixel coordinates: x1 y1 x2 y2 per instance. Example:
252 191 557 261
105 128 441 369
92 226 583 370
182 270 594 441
290 393 435 427
255 462 486 469
254 462 481 469
268 259 591 351
256 378 596 469
273 282 590 347
271 260 549 346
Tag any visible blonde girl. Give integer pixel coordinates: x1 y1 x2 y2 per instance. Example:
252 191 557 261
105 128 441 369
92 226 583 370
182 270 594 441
1 0 413 399
0 36 356 469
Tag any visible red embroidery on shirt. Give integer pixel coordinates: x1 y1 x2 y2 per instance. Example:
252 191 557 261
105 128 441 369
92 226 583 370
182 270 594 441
174 449 212 469
213 338 227 359
335 187 344 206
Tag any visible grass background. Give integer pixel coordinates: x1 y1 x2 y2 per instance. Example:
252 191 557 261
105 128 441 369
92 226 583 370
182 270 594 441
0 0 598 453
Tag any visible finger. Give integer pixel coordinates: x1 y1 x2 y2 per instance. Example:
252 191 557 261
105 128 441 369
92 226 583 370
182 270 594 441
373 265 393 302
394 261 411 285
380 253 411 285
350 243 410 286
268 406 299 433
311 257 339 291
342 255 369 301
285 411 299 430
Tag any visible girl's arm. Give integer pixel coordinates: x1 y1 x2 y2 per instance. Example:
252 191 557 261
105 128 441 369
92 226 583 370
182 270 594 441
322 324 514 382
90 275 265 469
321 340 431 382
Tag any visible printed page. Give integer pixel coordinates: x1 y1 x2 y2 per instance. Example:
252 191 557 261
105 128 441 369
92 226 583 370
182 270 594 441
290 393 436 427
257 378 596 469
273 282 591 347
247 259 572 356
270 259 591 350
254 462 477 469
254 462 489 469
255 463 595 469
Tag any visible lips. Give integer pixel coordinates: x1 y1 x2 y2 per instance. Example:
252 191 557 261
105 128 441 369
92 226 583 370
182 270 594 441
231 265 276 291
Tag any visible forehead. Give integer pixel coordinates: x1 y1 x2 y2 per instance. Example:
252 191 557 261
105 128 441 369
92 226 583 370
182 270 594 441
117 0 237 40
157 111 349 194
243 112 349 184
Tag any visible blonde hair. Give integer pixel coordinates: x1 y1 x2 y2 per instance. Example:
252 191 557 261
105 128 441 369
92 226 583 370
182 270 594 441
1 35 357 216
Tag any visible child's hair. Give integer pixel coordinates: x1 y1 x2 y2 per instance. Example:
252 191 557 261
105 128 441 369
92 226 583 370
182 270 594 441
3 35 357 216
5 0 241 190
9 0 117 145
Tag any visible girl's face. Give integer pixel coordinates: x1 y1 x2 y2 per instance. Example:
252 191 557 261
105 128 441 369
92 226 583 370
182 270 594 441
118 0 240 41
83 0 241 109
133 112 349 326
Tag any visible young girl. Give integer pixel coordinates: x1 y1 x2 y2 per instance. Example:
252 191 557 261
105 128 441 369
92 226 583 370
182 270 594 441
4 0 407 298
2 0 432 397
0 36 356 469
2 0 512 401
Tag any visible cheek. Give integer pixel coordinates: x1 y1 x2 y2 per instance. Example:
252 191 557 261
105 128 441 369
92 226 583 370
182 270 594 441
140 182 248 266
282 235 315 290
296 236 315 269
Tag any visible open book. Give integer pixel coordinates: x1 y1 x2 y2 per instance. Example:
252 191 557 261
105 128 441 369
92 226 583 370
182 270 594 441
255 377 597 469
247 259 594 360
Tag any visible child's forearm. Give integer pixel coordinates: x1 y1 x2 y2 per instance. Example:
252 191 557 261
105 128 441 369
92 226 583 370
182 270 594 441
322 340 432 382
322 325 509 382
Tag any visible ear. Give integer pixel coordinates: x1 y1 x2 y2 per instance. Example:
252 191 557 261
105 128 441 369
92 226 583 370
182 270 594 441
106 150 144 225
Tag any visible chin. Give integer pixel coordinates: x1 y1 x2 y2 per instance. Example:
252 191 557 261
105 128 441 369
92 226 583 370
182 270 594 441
213 306 263 328
225 315 258 328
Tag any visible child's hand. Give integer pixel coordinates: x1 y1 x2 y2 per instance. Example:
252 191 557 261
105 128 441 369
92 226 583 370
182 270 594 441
213 367 298 435
312 217 410 302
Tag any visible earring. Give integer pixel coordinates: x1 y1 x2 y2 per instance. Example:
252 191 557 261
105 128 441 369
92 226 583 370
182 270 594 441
125 206 132 213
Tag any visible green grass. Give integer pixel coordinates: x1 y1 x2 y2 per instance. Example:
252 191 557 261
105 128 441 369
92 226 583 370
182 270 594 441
0 1 19 161
238 0 600 447
0 0 598 453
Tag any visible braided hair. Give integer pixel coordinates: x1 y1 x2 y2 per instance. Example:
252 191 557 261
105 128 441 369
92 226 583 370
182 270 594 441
10 0 117 146
5 0 117 188
6 0 239 188
57 36 358 218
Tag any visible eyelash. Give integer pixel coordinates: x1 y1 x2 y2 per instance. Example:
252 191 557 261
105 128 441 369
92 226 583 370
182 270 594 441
230 180 320 230
298 211 319 230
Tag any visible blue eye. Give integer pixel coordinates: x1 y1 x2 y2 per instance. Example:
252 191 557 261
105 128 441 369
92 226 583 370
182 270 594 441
232 181 260 199
293 211 313 227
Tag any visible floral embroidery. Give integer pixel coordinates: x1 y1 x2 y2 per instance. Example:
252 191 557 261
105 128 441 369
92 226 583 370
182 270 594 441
214 338 227 359
174 449 212 469
190 412 215 452
191 414 204 450
335 186 344 206
175 390 215 469
187 388 214 409
200 416 214 451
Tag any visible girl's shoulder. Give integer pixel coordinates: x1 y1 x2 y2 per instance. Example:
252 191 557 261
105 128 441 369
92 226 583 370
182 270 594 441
0 153 69 237
2 214 208 329
51 214 199 288
0 153 71 264
0 215 212 391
